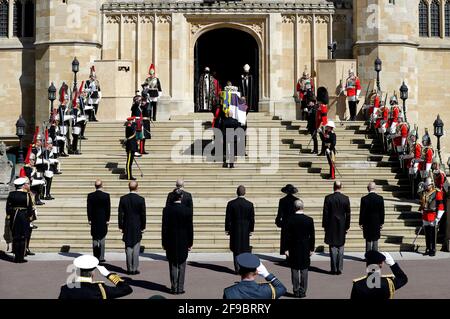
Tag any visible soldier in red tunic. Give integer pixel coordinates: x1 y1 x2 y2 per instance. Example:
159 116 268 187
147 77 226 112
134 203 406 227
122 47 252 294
343 68 361 121
419 178 445 256
421 129 434 180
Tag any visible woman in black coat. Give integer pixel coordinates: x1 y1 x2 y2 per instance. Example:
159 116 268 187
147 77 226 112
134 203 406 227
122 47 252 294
275 184 299 255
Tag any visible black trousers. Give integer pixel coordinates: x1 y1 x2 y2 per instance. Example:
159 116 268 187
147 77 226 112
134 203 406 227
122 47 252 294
72 134 79 152
94 104 99 119
151 102 157 121
301 100 308 120
424 225 436 252
44 176 52 197
348 101 357 120
13 238 27 262
26 229 32 250
233 252 240 273
310 131 318 153
126 150 134 179
169 261 187 293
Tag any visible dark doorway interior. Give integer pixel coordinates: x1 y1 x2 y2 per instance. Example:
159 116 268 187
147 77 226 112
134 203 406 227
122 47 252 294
194 28 259 112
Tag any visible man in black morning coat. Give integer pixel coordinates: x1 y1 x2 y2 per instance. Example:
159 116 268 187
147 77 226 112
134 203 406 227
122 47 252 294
87 179 111 262
322 181 351 275
165 179 193 214
285 199 315 298
225 185 255 273
359 182 385 252
162 189 194 295
275 184 299 256
118 181 146 275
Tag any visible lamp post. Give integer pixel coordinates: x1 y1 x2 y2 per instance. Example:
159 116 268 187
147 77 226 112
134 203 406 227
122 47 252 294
72 57 79 96
48 82 56 118
399 81 408 123
15 116 26 164
374 57 382 91
433 114 444 165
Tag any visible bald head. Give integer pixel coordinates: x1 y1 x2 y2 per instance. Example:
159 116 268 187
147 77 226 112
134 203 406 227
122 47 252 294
176 179 185 189
334 181 342 192
367 182 376 192
129 181 138 192
237 185 246 197
95 179 103 190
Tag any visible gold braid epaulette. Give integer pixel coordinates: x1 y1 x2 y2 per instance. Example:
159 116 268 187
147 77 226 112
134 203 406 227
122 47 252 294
386 277 395 299
108 274 124 285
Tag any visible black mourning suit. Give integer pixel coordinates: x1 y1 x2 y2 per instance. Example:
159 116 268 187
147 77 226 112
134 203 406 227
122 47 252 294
87 189 111 260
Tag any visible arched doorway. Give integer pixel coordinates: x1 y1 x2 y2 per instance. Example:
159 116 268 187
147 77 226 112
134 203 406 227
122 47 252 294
194 27 259 112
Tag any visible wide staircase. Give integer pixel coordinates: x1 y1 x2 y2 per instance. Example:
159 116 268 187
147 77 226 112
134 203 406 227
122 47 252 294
30 112 424 253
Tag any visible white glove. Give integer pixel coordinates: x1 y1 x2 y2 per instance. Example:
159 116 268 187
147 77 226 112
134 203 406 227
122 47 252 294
96 265 110 277
382 252 395 266
326 148 331 154
257 262 270 279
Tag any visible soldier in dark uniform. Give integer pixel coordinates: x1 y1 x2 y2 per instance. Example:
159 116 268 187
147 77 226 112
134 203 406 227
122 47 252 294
351 250 408 299
140 91 152 155
5 178 34 263
69 102 85 155
319 121 337 180
59 255 132 299
223 253 286 299
275 184 299 257
124 117 140 181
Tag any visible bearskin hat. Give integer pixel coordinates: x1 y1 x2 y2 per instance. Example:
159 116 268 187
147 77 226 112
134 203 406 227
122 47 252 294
317 87 329 105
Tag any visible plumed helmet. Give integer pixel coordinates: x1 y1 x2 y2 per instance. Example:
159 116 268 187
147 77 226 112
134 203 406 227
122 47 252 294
149 64 155 75
317 87 329 105
243 64 250 72
390 95 398 105
422 129 431 146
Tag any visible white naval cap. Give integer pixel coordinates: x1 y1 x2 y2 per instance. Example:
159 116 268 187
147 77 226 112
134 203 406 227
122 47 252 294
325 120 336 128
73 255 99 270
13 177 29 186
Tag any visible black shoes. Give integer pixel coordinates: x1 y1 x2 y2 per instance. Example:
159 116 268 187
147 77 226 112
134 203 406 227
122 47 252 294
170 289 185 295
26 249 35 256
44 195 55 200
127 270 140 275
60 153 69 157
229 163 235 168
142 152 149 155
80 136 87 140
15 259 28 263
129 177 137 181
294 291 306 298
36 201 45 206
429 250 436 257
222 163 228 168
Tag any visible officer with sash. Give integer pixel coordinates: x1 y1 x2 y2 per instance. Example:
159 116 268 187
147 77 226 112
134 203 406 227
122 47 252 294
351 250 408 299
124 117 141 180
59 255 132 299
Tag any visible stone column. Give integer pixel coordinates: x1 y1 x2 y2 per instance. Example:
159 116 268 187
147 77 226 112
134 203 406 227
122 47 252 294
8 0 13 38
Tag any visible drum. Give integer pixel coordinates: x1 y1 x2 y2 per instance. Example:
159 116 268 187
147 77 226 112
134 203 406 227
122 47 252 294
59 126 68 135
44 170 54 178
72 126 81 135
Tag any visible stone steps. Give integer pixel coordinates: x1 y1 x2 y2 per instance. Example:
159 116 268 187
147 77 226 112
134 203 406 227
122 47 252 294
30 114 425 252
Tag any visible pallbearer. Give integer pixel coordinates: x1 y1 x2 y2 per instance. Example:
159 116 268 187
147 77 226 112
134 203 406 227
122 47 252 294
319 121 337 180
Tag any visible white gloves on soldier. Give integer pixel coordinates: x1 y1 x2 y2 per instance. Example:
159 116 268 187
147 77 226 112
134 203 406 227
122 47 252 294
257 263 270 279
382 252 395 266
326 148 331 154
96 265 110 277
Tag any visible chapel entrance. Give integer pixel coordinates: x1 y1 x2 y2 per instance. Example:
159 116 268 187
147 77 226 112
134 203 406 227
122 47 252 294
194 27 259 112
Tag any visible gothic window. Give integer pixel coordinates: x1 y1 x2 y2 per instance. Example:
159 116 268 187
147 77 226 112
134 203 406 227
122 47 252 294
23 0 33 37
431 0 440 36
0 0 8 38
445 0 450 37
419 0 429 37
13 0 22 37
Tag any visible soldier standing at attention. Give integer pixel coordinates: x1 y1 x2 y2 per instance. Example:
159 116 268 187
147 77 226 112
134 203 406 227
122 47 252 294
124 117 141 181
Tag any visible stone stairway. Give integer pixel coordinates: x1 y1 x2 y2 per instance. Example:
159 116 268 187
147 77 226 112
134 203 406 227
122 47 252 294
30 112 424 253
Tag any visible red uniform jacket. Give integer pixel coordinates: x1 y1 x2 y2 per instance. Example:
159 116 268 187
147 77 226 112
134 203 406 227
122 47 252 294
345 77 361 97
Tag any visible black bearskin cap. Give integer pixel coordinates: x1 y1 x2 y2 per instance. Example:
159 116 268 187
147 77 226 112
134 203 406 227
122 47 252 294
317 87 329 105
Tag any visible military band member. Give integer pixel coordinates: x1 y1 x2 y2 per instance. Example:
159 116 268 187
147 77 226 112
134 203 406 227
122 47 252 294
84 66 102 122
296 67 314 121
6 177 35 263
419 178 445 256
319 121 337 180
145 64 162 121
351 251 407 299
343 68 361 121
223 253 287 299
59 255 132 299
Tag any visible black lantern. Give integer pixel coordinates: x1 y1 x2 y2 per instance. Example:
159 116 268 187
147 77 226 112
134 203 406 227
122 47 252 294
48 82 56 101
434 114 444 164
48 82 57 118
399 81 409 122
15 115 26 164
374 57 382 91
72 57 79 74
